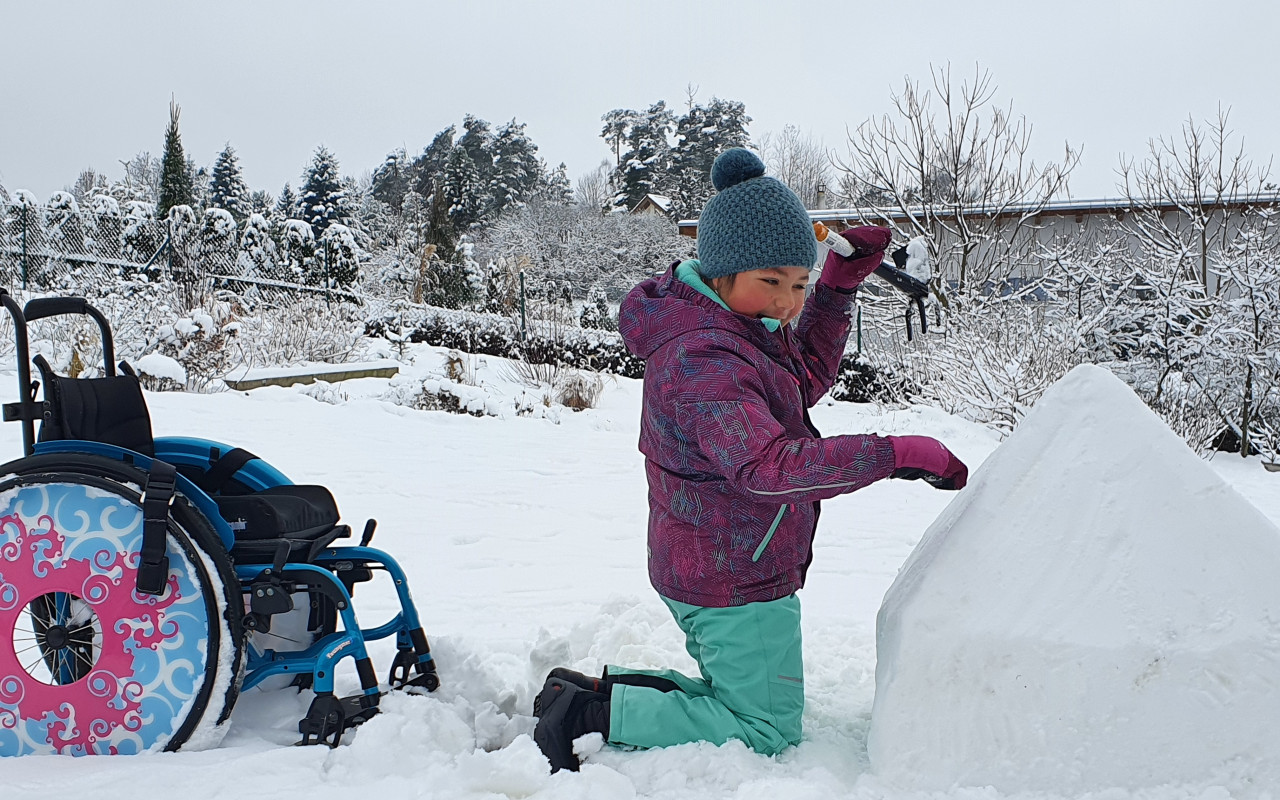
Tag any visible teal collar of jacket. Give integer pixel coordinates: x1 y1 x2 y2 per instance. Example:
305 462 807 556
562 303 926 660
674 259 782 333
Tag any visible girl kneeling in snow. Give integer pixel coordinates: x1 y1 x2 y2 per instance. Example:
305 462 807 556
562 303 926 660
532 148 968 772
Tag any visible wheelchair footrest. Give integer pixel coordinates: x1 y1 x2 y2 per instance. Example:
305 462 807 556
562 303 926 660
388 648 441 693
297 691 380 747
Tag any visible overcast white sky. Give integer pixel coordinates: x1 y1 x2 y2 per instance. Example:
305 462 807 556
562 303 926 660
2 0 1278 203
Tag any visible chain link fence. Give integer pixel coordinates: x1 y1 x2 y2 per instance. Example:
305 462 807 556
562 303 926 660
0 200 359 305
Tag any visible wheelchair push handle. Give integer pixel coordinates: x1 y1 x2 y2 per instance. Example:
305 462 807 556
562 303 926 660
21 296 118 377
23 296 90 322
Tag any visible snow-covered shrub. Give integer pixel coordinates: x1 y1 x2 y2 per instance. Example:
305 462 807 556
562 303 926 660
236 213 276 280
364 302 644 378
578 287 616 332
300 379 348 405
554 369 604 411
150 301 239 391
134 352 187 391
199 207 238 276
313 222 362 287
278 218 315 283
230 297 364 367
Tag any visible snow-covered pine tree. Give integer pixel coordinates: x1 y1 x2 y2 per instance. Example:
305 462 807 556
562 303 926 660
199 207 238 276
579 286 616 331
210 143 251 221
442 146 486 230
157 98 195 220
410 125 456 199
612 101 673 212
272 183 298 223
600 108 638 167
457 115 495 192
668 97 751 218
538 162 575 205
488 118 543 217
236 212 276 279
371 148 410 214
315 223 361 288
248 189 274 217
299 145 352 238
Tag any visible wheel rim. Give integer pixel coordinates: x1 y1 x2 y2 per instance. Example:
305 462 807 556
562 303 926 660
0 480 216 756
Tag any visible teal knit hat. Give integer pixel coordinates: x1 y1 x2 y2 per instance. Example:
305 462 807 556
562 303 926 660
696 148 817 279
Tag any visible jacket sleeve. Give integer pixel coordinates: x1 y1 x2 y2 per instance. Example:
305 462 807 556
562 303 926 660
669 344 896 503
791 284 855 405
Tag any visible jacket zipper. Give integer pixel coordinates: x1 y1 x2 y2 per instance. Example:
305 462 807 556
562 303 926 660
753 505 788 562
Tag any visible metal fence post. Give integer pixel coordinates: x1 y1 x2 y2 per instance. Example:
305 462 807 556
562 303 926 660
20 204 28 289
324 238 331 307
519 271 528 339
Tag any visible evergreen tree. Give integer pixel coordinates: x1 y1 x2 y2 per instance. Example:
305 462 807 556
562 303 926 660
157 98 195 220
424 175 455 261
209 143 250 220
236 212 276 279
442 146 485 230
612 101 673 211
457 115 495 192
538 162 575 205
298 145 351 237
370 148 410 214
273 183 298 221
248 189 274 217
579 286 616 331
488 118 543 216
668 97 752 217
600 108 638 167
315 223 361 287
410 125 456 198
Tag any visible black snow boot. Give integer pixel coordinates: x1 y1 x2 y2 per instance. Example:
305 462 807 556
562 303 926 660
534 667 606 716
532 678 610 773
534 666 683 716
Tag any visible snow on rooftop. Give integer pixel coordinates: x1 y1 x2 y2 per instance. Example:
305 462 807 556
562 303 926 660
869 364 1280 792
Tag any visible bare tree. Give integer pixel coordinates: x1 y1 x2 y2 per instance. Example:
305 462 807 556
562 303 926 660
1119 107 1273 294
838 64 1079 305
758 125 832 209
574 159 611 213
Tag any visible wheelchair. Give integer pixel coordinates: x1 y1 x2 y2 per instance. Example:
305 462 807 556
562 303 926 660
0 290 438 756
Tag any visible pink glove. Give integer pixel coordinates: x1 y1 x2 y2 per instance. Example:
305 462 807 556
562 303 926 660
817 226 893 292
886 435 968 490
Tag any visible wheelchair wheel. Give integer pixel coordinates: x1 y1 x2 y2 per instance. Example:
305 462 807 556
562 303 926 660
0 454 243 756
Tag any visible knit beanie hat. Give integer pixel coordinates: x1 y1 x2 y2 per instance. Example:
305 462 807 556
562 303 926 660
696 148 817 279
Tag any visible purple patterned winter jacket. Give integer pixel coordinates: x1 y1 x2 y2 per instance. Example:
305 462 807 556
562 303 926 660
618 261 897 607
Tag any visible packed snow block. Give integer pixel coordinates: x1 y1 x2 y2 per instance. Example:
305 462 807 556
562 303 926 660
868 364 1280 792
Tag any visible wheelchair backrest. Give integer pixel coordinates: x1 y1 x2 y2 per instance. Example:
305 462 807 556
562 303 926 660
33 356 155 457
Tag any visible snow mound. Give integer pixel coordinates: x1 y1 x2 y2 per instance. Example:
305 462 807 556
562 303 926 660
868 364 1280 792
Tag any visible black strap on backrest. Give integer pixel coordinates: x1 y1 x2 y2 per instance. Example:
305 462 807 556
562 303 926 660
136 459 176 596
33 354 155 457
197 447 259 495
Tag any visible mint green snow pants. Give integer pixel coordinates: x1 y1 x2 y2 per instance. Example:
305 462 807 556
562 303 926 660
606 594 804 756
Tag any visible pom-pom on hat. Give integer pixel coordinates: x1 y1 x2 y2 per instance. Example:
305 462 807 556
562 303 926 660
696 148 817 280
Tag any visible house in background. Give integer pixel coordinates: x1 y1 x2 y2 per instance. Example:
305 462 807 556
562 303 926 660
630 193 674 219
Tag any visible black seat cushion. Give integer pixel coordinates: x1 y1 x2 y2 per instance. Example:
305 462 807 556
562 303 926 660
215 485 340 541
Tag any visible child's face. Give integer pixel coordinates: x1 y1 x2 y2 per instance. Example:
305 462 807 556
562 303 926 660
714 266 811 325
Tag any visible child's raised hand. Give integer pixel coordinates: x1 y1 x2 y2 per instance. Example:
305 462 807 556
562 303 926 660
817 226 892 292
886 435 969 490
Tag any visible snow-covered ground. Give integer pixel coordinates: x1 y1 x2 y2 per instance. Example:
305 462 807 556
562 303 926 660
1 345 1277 799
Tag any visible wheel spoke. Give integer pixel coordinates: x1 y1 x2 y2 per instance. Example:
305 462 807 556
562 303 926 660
70 642 94 665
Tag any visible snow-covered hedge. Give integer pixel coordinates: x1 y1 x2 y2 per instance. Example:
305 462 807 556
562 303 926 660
365 303 645 378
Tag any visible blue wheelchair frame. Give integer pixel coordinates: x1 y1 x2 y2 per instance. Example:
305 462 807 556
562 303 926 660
1 291 439 748
32 436 439 730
